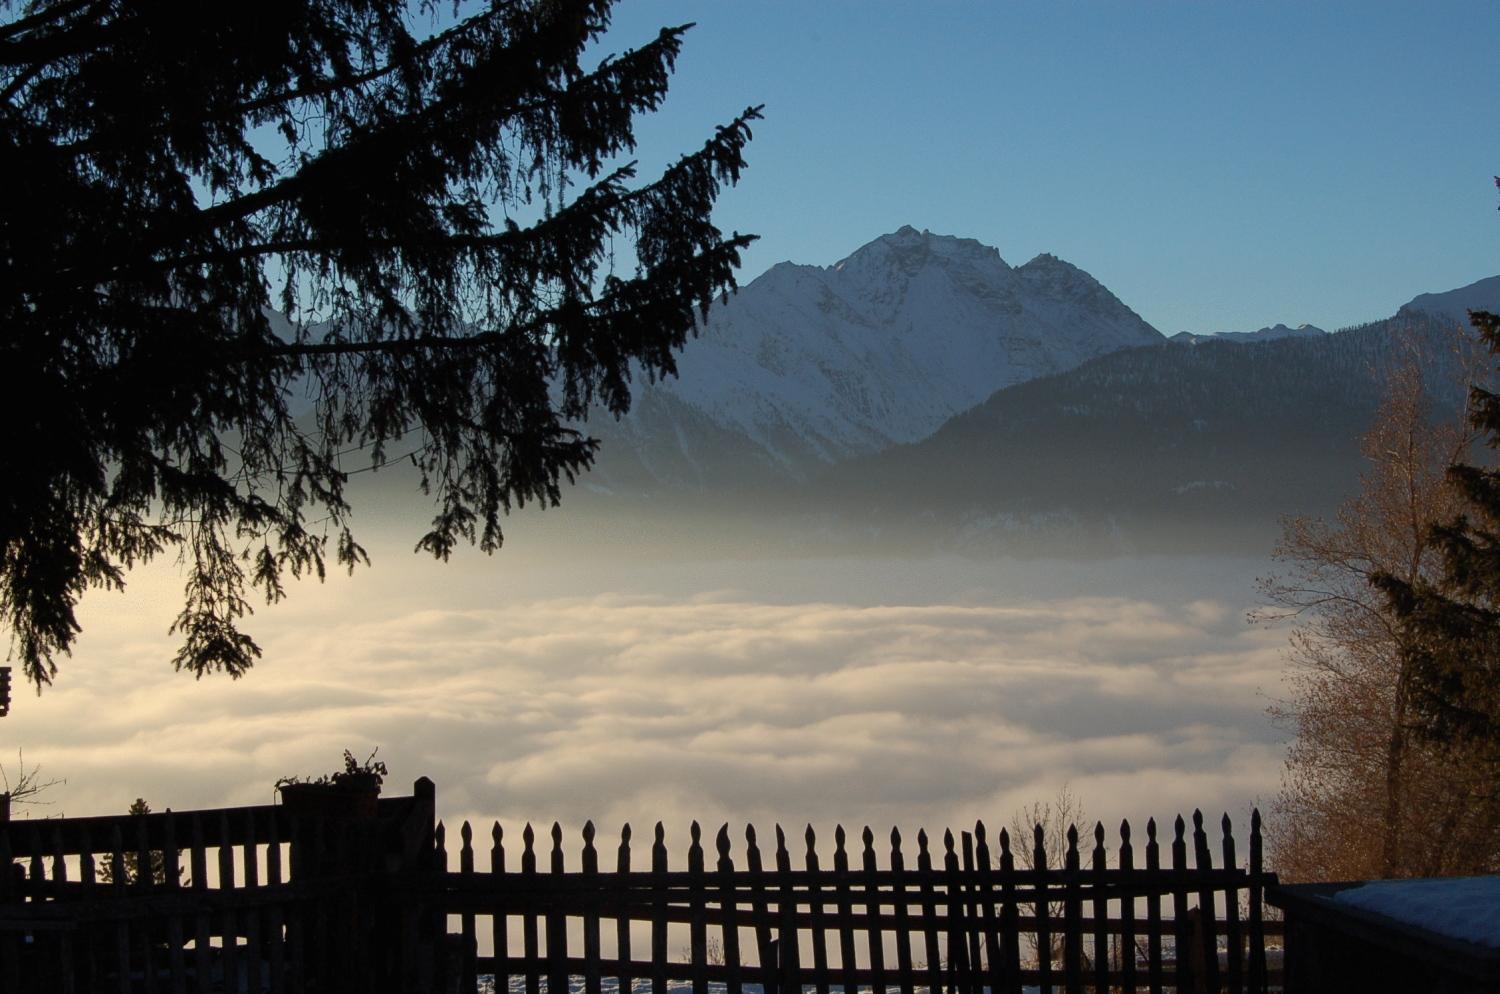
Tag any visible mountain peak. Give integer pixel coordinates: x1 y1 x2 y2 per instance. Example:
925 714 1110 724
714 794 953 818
834 227 1008 274
1398 275 1500 325
583 226 1166 489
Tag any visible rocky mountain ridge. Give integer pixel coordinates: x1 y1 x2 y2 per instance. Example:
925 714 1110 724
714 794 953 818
582 226 1163 490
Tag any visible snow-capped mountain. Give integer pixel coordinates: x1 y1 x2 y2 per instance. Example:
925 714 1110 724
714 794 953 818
582 226 1162 490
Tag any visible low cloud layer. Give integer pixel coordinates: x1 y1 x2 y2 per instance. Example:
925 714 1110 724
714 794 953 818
5 549 1289 858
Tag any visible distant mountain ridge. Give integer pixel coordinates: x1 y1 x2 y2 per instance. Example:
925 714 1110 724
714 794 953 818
810 310 1468 554
1170 323 1326 345
789 272 1499 554
580 226 1162 491
1398 275 1500 325
556 247 1500 556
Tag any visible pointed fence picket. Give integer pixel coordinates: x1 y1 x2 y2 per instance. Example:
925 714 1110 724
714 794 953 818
1 780 1283 993
446 809 1283 994
0 782 440 993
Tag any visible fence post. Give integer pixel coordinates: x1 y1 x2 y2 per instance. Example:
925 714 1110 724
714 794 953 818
392 777 439 994
1186 907 1209 994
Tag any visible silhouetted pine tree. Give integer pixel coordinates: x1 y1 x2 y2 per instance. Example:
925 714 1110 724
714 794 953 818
1 1 760 688
1378 308 1500 764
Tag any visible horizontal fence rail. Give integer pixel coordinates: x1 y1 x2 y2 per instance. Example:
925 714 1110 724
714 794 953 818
0 787 438 993
1 781 1281 994
433 810 1283 994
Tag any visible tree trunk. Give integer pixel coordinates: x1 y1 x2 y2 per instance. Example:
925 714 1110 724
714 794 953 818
1380 667 1412 877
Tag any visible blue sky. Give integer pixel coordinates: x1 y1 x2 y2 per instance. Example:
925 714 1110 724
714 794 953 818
599 1 1499 334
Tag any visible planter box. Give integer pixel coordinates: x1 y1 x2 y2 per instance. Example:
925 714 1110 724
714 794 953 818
277 781 381 819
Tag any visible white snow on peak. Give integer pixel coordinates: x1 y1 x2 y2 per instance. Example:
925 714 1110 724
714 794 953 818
598 228 1163 476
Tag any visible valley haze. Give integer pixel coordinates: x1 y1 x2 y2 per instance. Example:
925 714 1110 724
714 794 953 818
11 226 1499 860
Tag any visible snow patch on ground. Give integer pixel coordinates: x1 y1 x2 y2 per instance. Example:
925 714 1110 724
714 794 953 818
1333 876 1500 948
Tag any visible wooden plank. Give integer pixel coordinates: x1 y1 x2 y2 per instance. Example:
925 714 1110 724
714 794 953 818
548 823 569 994
50 827 77 994
79 825 100 994
475 954 1285 991
615 825 631 994
493 823 511 994
915 830 942 994
0 805 288 856
688 822 708 994
0 916 17 994
715 825 743 994
972 825 1000 994
433 820 448 994
1032 823 1054 994
941 830 970 994
650 823 667 994
27 824 44 899
833 826 858 994
995 829 1022 994
1170 816 1192 994
583 821 603 994
138 815 159 994
861 827 887 994
888 828 915 994
1192 811 1220 994
960 830 983 994
266 808 286 994
1092 823 1109 994
774 826 802 994
433 862 1255 896
425 890 1275 942
165 814 186 994
1145 818 1162 994
0 826 10 902
462 821 479 994
1119 820 1137 994
524 824 541 994
804 825 830 994
109 825 129 994
1062 825 1082 994
218 811 239 994
1247 810 1267 994
241 810 261 994
743 825 773 994
1220 814 1242 994
189 812 212 994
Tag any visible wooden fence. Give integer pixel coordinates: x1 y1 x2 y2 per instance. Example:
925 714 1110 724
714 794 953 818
433 807 1281 994
1 780 1281 993
0 785 443 992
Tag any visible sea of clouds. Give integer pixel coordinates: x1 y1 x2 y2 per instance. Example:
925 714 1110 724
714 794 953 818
4 537 1290 861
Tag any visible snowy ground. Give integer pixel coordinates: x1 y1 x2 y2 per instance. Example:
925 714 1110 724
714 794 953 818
1334 876 1500 948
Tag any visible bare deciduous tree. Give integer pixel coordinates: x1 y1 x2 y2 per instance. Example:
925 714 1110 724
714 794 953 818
1258 329 1500 880
0 748 64 815
1008 784 1087 966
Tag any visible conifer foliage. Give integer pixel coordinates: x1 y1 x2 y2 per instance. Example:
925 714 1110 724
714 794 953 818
1378 307 1500 760
1 0 760 688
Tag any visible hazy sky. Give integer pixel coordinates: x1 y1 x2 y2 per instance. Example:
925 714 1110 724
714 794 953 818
601 1 1500 334
10 0 1437 853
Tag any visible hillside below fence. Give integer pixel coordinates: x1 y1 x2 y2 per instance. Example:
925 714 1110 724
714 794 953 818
0 778 1283 993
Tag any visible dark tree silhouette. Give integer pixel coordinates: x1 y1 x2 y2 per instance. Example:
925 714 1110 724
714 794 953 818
1 0 759 688
1377 306 1500 763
